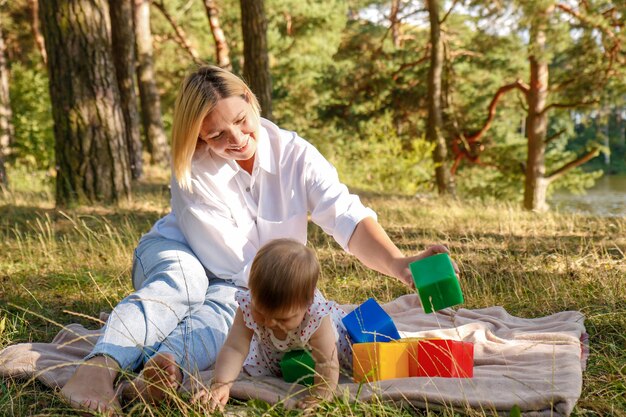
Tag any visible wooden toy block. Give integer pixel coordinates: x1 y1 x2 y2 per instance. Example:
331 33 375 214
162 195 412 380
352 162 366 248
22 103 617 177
280 349 315 386
410 253 463 313
342 297 401 343
414 339 474 378
352 342 410 382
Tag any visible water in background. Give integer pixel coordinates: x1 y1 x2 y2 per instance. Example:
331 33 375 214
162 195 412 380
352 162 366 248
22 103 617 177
550 175 626 217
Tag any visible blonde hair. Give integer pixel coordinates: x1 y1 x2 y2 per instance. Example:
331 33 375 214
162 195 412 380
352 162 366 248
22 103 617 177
172 65 261 191
248 239 320 314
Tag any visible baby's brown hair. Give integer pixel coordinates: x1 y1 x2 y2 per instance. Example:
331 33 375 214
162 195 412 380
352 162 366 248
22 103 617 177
248 239 320 313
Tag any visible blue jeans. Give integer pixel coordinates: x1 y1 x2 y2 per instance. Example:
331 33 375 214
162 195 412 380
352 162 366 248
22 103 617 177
87 236 239 377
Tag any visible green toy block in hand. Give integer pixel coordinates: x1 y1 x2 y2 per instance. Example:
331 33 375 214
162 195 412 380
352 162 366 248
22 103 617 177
280 349 315 386
410 253 463 314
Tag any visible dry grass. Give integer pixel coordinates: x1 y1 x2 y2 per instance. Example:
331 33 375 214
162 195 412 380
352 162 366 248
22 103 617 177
0 169 624 416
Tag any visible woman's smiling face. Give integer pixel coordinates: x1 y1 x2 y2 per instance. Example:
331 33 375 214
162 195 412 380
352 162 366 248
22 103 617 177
199 96 259 165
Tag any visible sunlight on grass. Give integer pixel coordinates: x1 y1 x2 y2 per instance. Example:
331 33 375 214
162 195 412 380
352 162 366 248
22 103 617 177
1 168 625 416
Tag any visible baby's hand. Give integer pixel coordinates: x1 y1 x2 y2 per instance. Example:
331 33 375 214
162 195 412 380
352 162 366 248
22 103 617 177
191 383 230 412
297 395 321 412
191 386 209 404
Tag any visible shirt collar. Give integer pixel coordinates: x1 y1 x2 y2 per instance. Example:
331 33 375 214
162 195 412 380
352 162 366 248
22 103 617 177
255 123 275 175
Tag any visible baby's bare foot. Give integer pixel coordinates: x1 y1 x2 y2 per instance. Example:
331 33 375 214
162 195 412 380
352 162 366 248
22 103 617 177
60 355 122 415
121 352 182 404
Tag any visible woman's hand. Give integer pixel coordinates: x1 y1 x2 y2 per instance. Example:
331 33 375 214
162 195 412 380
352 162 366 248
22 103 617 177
390 245 459 288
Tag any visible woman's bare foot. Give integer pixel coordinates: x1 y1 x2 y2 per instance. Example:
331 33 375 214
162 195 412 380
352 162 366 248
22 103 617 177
60 355 122 415
120 352 182 404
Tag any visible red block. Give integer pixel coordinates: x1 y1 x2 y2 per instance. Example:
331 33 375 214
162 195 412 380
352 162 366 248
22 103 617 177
414 339 473 378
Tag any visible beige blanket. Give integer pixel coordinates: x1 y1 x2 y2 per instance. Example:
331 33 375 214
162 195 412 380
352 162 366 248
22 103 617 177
0 294 587 416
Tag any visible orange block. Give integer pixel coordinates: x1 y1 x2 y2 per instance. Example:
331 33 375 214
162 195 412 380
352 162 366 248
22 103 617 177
352 342 410 382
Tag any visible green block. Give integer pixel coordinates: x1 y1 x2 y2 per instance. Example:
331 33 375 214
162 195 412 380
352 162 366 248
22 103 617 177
410 253 463 314
280 349 315 386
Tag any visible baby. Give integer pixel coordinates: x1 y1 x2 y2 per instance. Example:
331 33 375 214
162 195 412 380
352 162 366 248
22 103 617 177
193 238 352 410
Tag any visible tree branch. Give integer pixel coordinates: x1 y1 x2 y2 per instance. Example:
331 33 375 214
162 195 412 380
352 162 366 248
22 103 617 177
203 0 231 69
392 48 430 81
449 79 530 175
540 98 599 115
152 0 204 65
546 148 600 182
440 0 460 24
545 128 567 144
556 3 617 41
466 79 529 141
449 49 482 60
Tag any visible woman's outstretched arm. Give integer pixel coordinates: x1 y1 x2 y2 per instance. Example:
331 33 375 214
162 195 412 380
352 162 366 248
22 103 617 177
347 216 455 287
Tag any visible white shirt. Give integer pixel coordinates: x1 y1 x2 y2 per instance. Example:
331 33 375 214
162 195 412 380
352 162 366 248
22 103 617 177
142 119 376 287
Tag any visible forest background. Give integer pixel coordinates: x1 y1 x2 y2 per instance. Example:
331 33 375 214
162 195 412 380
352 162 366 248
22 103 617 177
0 1 625 416
0 0 625 209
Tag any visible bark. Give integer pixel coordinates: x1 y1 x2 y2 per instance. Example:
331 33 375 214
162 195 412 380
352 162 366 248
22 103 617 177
0 22 13 189
110 0 143 180
598 107 610 165
523 16 549 212
240 0 272 119
29 0 48 65
618 107 626 148
134 0 170 165
203 0 231 70
389 0 401 48
38 0 131 206
426 0 453 195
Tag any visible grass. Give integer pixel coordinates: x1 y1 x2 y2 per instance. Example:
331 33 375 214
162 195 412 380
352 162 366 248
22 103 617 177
0 166 624 417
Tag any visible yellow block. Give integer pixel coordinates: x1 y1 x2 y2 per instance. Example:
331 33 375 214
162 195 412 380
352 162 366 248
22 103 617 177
352 342 410 382
400 337 440 376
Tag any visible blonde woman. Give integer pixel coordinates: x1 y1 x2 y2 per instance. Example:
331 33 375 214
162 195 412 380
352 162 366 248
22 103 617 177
60 66 453 414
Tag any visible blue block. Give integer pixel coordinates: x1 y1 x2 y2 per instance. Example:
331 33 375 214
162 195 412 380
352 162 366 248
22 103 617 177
342 298 400 343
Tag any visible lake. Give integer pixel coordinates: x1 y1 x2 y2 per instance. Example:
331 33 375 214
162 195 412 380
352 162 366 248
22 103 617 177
549 175 626 217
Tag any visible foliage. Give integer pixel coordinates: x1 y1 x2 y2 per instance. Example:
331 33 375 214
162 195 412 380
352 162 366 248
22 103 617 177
7 60 54 170
319 113 436 195
266 0 348 131
2 0 626 203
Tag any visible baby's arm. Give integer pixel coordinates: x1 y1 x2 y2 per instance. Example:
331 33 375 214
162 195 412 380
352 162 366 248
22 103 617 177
192 308 253 411
299 315 340 409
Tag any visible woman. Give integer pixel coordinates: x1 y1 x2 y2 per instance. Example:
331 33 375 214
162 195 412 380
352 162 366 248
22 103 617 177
60 65 453 414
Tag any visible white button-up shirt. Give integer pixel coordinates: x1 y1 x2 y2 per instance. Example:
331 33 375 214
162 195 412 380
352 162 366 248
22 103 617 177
143 119 376 287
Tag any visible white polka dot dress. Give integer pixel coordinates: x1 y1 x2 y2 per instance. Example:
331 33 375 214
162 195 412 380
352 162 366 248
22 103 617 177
236 289 352 377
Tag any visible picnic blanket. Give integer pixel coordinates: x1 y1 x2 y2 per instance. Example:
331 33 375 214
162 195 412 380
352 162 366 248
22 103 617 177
0 294 587 416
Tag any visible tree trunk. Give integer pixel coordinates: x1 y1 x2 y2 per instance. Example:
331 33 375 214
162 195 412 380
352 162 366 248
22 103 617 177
618 106 626 148
240 0 272 119
390 0 401 48
523 16 550 212
29 0 48 65
0 22 14 190
134 0 170 165
110 0 143 180
203 0 232 70
39 0 131 206
426 0 452 195
598 107 610 165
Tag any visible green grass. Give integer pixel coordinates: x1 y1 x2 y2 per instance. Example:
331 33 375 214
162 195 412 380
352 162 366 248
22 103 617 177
0 167 624 416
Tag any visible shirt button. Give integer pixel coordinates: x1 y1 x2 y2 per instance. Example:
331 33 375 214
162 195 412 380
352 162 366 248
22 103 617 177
246 187 251 192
